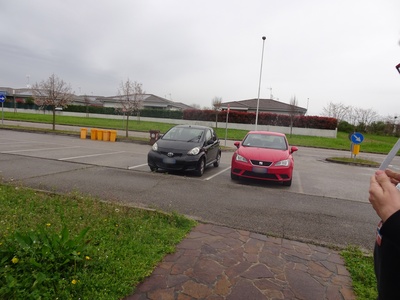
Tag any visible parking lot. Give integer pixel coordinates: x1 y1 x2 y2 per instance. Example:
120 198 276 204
1 129 394 202
1 129 398 249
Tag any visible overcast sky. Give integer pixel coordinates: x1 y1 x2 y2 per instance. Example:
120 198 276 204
1 0 399 117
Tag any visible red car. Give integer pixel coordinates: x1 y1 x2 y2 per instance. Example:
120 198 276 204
231 131 298 186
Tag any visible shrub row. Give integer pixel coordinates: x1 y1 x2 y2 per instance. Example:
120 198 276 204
183 109 337 130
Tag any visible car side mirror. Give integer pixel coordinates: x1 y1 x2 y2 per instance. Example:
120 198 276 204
207 139 214 145
291 146 298 153
234 141 240 149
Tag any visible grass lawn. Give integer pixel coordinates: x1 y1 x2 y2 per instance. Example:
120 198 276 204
1 111 386 299
3 111 399 154
0 185 196 299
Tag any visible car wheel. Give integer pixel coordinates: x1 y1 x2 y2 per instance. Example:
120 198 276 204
196 158 205 177
231 172 239 180
213 151 221 167
149 166 158 172
283 179 292 186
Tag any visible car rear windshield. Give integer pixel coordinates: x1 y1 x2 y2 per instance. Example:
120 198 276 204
163 127 204 142
243 134 287 150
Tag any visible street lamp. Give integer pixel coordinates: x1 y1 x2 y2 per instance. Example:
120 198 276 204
255 36 266 130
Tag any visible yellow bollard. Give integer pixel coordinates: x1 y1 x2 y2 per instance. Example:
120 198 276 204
109 130 117 142
90 129 97 140
103 130 110 141
97 129 103 141
352 144 360 155
80 128 87 139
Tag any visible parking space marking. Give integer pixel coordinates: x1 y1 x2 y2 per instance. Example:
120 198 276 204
58 151 126 161
127 163 148 170
1 146 80 153
294 171 304 193
0 141 40 145
204 166 231 181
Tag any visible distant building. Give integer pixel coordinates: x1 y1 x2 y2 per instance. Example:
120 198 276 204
221 98 307 115
0 87 194 111
99 94 194 111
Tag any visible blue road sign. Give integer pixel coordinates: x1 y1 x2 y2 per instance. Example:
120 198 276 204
0 91 6 103
350 132 364 144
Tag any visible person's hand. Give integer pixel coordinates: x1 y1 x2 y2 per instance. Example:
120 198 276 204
369 170 400 222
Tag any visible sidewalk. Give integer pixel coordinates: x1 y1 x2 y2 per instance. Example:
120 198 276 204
126 224 355 300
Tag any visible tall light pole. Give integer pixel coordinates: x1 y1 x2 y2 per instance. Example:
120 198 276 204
255 36 266 130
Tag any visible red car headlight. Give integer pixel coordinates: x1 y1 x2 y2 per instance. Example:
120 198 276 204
235 153 248 163
275 159 290 167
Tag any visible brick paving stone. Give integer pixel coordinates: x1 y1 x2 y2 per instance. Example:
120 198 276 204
192 257 225 284
148 287 175 300
242 264 274 280
286 268 326 299
320 259 339 273
254 278 284 291
214 274 232 296
308 261 334 278
244 238 265 255
249 232 270 242
166 274 190 288
125 224 356 300
326 285 344 300
181 280 213 299
227 278 266 300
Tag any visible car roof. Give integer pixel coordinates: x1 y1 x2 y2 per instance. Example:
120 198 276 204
246 131 286 137
172 125 212 130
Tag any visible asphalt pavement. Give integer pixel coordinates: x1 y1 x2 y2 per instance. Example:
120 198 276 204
1 121 357 299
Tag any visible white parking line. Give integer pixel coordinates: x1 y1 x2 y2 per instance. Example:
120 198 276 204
204 166 231 181
127 163 148 170
1 146 80 153
58 151 126 161
0 141 39 145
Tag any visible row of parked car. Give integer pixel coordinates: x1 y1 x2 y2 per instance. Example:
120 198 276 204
147 124 298 186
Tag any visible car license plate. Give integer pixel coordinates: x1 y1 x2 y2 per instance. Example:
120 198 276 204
163 157 176 164
252 166 267 174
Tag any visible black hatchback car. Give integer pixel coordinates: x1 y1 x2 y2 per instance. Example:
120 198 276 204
147 125 221 176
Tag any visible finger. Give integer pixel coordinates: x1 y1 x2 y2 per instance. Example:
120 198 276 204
386 169 400 184
369 174 383 202
375 170 395 190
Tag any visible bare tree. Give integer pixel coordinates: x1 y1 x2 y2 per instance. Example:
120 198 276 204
118 79 145 137
321 101 350 123
354 108 378 131
31 74 73 130
212 97 222 128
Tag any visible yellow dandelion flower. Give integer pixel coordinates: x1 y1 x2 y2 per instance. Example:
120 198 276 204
85 256 91 260
71 279 77 285
11 257 19 264
46 223 51 227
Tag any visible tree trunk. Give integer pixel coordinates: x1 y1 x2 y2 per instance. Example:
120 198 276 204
52 107 56 131
125 115 130 137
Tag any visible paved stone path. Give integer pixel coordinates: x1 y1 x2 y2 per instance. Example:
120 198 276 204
126 223 355 300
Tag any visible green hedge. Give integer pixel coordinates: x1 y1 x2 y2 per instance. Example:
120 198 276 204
183 109 337 130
